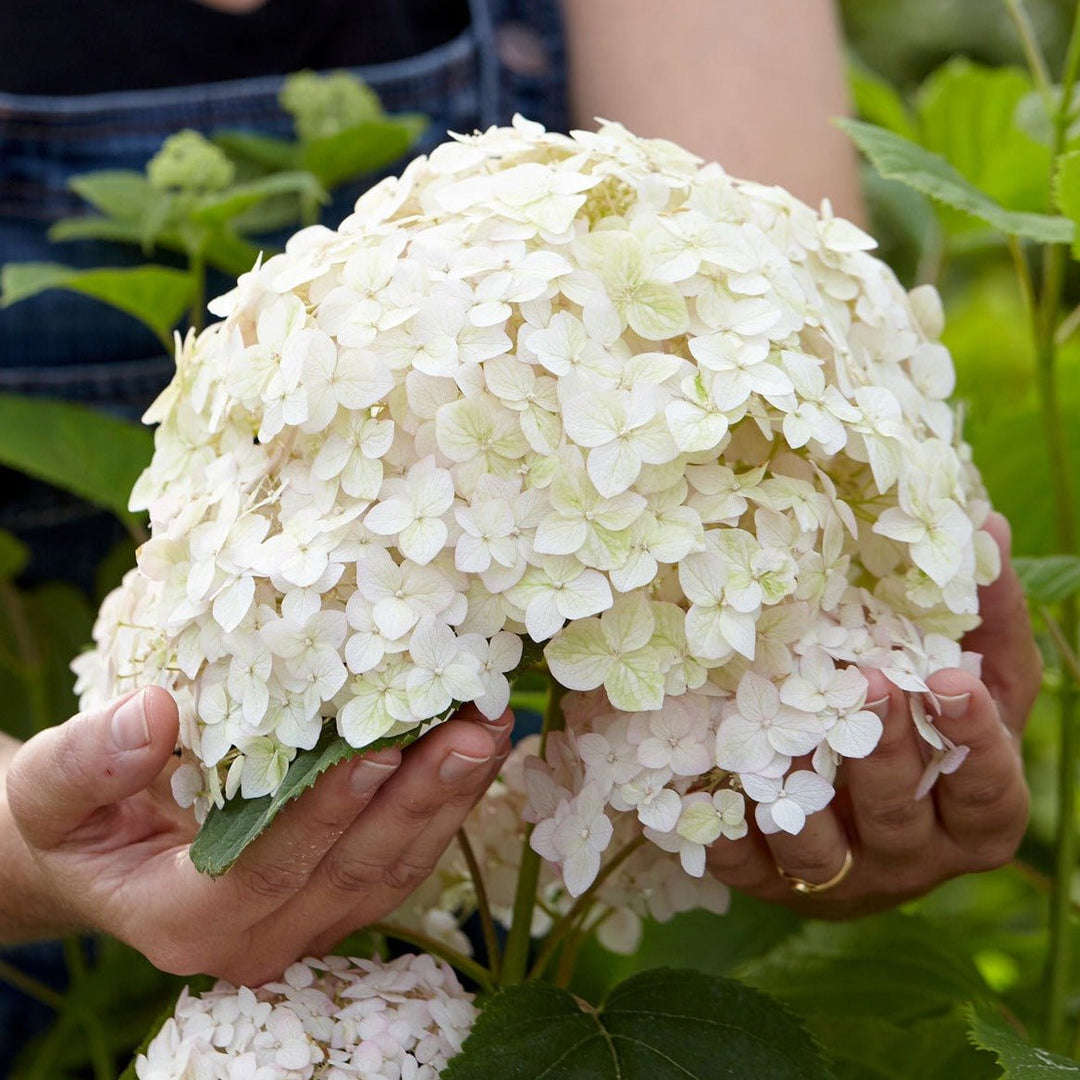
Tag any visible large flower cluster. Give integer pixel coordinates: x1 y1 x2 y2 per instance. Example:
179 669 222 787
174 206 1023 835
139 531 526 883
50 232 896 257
75 116 996 890
135 953 476 1080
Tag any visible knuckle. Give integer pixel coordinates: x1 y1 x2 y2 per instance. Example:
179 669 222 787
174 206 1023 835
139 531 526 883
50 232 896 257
324 855 386 893
393 793 445 828
241 860 308 899
863 797 924 837
383 857 436 893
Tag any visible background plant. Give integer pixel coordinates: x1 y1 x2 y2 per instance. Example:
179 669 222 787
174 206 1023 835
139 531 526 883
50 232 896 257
2 6 1080 1078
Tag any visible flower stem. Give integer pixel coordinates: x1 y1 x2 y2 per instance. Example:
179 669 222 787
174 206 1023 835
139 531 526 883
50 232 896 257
499 677 565 986
1032 5 1080 1049
0 957 64 1010
457 826 501 971
1004 0 1054 108
527 835 645 982
370 922 494 993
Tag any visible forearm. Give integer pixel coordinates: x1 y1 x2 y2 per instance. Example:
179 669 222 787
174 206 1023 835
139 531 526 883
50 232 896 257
0 733 74 942
561 0 864 222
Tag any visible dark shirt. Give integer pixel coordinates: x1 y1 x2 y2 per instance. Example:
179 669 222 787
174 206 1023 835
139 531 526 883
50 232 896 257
0 0 471 95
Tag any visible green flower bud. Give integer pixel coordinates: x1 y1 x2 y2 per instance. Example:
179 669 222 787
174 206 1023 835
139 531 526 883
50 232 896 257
147 130 235 194
280 70 382 142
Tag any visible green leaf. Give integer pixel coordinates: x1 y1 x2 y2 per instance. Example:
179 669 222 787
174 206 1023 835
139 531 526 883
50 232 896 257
214 130 302 173
191 170 328 228
1015 86 1080 149
0 529 29 580
837 119 1074 244
191 636 544 875
0 262 193 351
190 722 427 876
48 215 147 245
444 969 834 1080
809 1011 997 1080
301 114 426 188
68 170 157 221
848 60 919 140
0 393 153 525
1013 556 1080 605
739 913 991 1024
967 1004 1080 1077
1052 149 1080 257
916 59 1052 216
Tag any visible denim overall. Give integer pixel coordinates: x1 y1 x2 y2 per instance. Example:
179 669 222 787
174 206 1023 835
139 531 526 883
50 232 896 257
0 0 568 1066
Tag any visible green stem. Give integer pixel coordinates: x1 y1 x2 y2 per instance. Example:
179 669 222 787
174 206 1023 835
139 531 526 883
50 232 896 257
0 957 64 1010
458 826 502 971
499 678 565 986
1004 0 1055 108
527 835 646 982
1034 7 1080 1047
189 251 206 333
370 922 495 993
63 938 114 1080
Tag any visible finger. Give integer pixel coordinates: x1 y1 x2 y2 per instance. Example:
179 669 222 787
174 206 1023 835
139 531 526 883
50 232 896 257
844 674 937 861
224 745 403 912
705 827 793 902
7 687 179 850
962 512 1041 735
765 800 852 893
927 670 1030 864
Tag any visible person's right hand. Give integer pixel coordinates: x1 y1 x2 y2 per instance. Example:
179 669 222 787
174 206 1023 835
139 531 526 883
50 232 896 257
6 688 510 985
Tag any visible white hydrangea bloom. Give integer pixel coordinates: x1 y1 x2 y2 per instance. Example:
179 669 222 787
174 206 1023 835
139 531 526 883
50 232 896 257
135 953 476 1080
77 116 994 896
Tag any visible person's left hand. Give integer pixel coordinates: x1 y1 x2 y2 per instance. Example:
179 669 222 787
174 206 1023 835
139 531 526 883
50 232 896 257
705 511 1038 916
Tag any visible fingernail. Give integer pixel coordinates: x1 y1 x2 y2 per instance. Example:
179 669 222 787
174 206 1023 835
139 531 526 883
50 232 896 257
865 695 890 720
111 690 150 751
938 693 971 720
439 750 491 784
350 756 397 796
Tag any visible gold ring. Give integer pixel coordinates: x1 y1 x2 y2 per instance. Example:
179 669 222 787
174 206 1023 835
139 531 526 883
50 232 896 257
777 848 854 895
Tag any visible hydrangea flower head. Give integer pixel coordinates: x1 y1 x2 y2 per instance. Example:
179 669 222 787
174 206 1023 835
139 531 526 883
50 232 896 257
76 116 996 896
135 953 476 1079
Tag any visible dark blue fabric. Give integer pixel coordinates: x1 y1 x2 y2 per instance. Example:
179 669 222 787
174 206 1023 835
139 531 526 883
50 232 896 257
0 0 569 1066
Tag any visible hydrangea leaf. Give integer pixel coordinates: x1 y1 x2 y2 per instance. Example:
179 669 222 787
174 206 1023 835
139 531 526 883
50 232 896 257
0 393 153 527
191 638 547 875
966 1003 1080 1077
915 59 1052 217
190 718 432 876
1013 555 1080 605
848 60 919 141
0 529 29 581
1052 149 1080 258
738 913 991 1025
443 968 834 1080
190 170 329 228
67 169 158 221
301 115 428 189
837 119 1074 244
0 262 193 352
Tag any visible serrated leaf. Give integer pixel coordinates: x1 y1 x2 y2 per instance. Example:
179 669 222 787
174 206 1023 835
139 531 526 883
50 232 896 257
1052 150 1080 258
848 60 918 140
0 393 154 526
192 640 548 875
966 1004 1080 1077
809 1010 996 1080
444 969 834 1080
0 529 29 580
916 59 1052 217
191 170 328 228
739 913 991 1024
68 170 157 221
213 130 301 172
1013 556 1080 604
837 119 1074 244
301 115 426 188
0 262 193 351
190 721 428 876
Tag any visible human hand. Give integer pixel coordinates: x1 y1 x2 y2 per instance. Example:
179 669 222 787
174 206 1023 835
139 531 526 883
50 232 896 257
705 511 1039 916
5 689 511 983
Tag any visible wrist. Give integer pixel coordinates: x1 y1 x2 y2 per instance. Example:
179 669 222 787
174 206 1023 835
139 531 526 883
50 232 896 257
0 734 82 942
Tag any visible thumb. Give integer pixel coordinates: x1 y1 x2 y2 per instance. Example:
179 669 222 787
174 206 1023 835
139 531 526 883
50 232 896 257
8 686 179 850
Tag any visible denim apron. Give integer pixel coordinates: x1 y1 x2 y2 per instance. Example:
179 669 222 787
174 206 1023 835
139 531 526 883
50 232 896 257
0 0 567 1067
